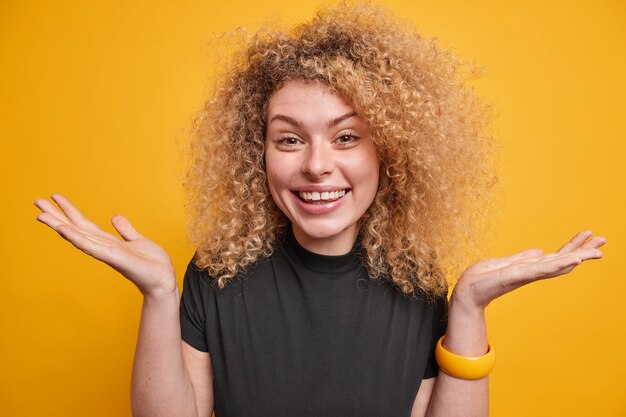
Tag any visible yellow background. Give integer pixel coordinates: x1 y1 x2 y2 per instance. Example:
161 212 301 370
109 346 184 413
1 0 624 416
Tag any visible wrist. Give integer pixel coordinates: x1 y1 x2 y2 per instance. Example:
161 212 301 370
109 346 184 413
142 281 180 301
444 289 488 356
449 279 489 312
141 288 181 320
449 292 484 317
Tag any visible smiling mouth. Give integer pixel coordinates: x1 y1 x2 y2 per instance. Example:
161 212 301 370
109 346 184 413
297 190 348 204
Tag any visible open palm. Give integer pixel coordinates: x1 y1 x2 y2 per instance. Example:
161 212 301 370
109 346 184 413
34 194 176 296
454 230 607 309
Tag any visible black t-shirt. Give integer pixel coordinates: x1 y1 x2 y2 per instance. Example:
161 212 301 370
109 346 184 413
180 228 448 417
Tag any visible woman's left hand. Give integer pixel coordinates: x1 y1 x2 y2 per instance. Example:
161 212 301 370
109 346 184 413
452 230 607 310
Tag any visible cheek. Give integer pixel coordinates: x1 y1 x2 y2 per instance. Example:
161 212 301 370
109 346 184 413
366 170 380 200
264 152 279 187
266 170 281 199
266 172 285 213
264 160 290 212
356 150 380 189
265 150 299 188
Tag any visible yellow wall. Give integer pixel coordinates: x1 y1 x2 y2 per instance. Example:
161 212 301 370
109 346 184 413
1 1 624 416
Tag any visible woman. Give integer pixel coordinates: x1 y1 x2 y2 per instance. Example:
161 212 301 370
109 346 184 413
34 3 606 417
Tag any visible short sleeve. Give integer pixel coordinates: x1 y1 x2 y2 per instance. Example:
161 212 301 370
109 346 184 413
179 260 210 352
423 294 449 379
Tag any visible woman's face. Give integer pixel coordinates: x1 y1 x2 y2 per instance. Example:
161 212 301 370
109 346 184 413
265 80 379 255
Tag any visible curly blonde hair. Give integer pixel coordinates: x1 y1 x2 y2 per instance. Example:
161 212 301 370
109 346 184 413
185 1 497 298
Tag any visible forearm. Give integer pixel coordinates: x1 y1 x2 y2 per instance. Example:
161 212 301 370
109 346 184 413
425 295 489 417
131 288 197 417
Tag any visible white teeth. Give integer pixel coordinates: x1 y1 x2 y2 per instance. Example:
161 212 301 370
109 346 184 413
298 189 346 202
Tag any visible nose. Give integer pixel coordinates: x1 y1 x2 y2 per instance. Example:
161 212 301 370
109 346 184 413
301 140 334 180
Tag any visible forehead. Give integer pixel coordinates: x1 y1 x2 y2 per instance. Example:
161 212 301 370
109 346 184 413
266 80 355 119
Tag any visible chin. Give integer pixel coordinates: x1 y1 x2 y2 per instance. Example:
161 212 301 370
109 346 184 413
295 220 356 241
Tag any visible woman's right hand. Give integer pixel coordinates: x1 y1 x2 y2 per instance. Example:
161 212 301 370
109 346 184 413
34 193 177 297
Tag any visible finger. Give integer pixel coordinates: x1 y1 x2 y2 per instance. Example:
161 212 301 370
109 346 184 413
36 213 101 257
53 223 99 254
524 247 603 269
547 247 603 264
574 246 604 261
36 211 70 231
548 248 604 277
111 214 144 241
506 253 582 284
50 193 104 234
580 235 608 250
515 248 603 282
557 230 593 254
34 198 72 226
37 208 120 247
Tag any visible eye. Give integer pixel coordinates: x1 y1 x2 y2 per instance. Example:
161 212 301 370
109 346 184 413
335 132 359 145
277 136 301 146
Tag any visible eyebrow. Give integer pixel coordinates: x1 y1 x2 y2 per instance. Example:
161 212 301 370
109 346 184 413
268 111 358 128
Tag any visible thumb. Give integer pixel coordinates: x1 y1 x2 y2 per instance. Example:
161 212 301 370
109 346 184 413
111 214 143 241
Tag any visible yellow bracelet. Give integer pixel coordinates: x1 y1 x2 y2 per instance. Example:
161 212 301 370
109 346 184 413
435 336 495 380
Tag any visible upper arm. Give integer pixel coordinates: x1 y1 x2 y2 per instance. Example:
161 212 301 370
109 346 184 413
411 376 436 417
182 340 214 417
